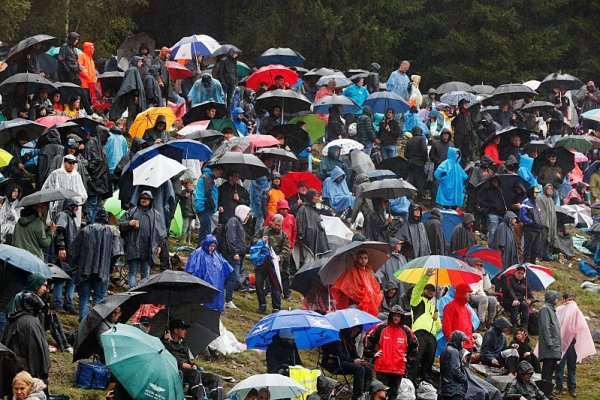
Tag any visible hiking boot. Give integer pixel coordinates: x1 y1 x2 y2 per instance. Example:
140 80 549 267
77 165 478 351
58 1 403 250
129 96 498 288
553 388 563 397
225 301 239 310
257 306 267 314
569 389 576 397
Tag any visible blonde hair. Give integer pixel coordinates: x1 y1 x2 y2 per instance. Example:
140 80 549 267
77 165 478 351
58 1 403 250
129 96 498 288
12 371 46 393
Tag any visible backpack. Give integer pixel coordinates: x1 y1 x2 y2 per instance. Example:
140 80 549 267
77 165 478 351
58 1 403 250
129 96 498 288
212 224 229 254
527 309 540 335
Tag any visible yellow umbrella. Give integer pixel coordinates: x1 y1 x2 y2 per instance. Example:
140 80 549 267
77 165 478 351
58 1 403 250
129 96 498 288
129 107 176 138
0 148 13 168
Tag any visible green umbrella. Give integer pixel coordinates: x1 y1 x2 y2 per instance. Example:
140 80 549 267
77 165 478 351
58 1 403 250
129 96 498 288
105 190 125 219
289 114 326 143
208 118 237 135
169 204 183 237
101 323 183 400
237 61 251 79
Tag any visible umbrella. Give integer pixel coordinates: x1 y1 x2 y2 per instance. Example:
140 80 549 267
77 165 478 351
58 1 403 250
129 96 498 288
583 135 600 149
0 118 45 146
572 151 587 163
129 107 176 138
350 148 375 175
170 34 220 60
228 374 307 400
18 187 80 207
531 147 575 176
303 68 343 84
125 143 184 172
584 160 600 183
209 152 269 180
207 118 236 133
97 71 124 93
495 126 533 147
556 208 575 225
131 269 220 306
0 244 51 278
35 115 70 129
73 292 145 361
165 139 213 160
54 81 86 101
165 60 193 80
499 263 555 291
212 137 250 158
182 101 227 125
246 65 299 91
117 32 155 60
360 179 417 199
488 83 537 102
394 255 482 286
133 155 187 188
421 209 464 242
554 135 593 153
101 324 184 400
557 205 593 228
435 81 475 94
362 91 409 114
523 80 541 91
440 91 477 106
255 147 297 162
521 101 556 113
538 72 583 91
472 84 495 95
316 75 353 88
450 245 503 279
318 241 390 286
210 44 241 59
291 257 330 296
524 140 551 155
177 125 223 141
376 156 410 179
476 174 530 210
237 61 252 79
280 171 322 198
70 116 103 131
149 304 220 356
289 114 326 143
6 35 58 60
581 109 600 123
345 68 369 77
321 215 354 248
257 47 306 67
104 190 125 219
312 94 362 115
249 134 280 149
255 89 312 115
0 149 12 168
322 138 363 156
0 73 55 95
366 170 396 181
49 264 71 281
246 309 339 350
324 308 380 332
267 124 309 155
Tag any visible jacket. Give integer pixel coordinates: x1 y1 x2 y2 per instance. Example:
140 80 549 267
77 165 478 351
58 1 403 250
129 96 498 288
439 331 469 398
217 51 239 86
355 106 375 146
224 214 247 258
504 361 548 400
266 188 286 216
195 167 218 214
117 204 167 262
265 213 296 250
78 42 97 89
266 335 302 373
537 290 561 361
85 126 111 197
377 118 400 146
57 37 81 84
142 115 170 144
429 135 454 168
218 181 250 224
442 286 474 349
254 226 290 261
481 318 512 363
410 274 441 336
404 129 428 166
13 214 52 260
365 316 418 375
434 147 468 207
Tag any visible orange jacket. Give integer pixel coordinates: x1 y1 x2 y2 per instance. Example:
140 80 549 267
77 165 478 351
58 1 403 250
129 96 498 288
78 42 97 88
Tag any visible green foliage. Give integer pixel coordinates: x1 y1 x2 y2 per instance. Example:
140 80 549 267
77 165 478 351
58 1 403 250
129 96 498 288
0 0 31 43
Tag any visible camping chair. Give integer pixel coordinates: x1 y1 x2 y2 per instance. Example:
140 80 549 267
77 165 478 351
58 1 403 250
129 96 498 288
316 348 352 396
110 256 128 288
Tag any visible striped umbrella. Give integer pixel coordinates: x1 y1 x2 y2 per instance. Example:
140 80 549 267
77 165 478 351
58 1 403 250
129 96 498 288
450 245 503 279
394 255 482 286
170 34 220 60
499 263 555 291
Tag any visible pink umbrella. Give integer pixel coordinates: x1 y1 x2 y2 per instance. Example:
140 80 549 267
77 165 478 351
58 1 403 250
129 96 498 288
248 134 279 149
165 61 193 80
36 115 70 128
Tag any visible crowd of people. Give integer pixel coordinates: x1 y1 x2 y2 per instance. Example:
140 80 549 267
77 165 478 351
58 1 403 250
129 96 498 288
0 30 598 400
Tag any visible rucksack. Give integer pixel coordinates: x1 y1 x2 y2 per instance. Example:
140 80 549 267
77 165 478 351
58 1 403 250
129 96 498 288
212 224 229 254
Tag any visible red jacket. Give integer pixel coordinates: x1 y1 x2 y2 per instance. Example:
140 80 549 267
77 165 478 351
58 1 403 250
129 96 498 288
442 298 474 349
264 213 297 250
483 142 504 166
367 322 418 375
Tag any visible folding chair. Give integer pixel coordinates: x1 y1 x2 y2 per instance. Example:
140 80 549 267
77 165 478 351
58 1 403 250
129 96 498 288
316 348 352 396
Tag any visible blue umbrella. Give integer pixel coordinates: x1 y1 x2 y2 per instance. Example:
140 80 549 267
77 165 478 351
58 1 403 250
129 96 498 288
366 169 396 181
0 244 51 278
246 309 339 350
362 91 409 114
312 95 362 114
421 209 463 242
124 143 184 172
165 139 213 161
324 309 381 332
583 160 600 183
257 47 305 67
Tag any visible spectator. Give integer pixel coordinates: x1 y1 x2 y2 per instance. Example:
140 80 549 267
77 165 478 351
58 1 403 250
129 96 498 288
405 126 428 202
386 61 410 99
322 166 355 216
501 265 533 327
217 171 250 225
195 165 225 243
449 213 476 253
488 211 520 269
188 73 225 107
179 179 196 245
439 331 470 400
223 205 252 310
519 187 545 263
434 147 468 208
355 105 376 155
442 283 475 352
504 361 549 400
480 318 519 376
510 327 541 373
13 204 55 260
468 258 497 328
376 238 408 289
395 203 431 258
11 371 47 400
376 109 401 160
266 329 302 374
264 200 296 300
84 126 111 224
265 172 285 217
57 32 81 85
295 189 331 265
424 208 446 255
536 290 562 385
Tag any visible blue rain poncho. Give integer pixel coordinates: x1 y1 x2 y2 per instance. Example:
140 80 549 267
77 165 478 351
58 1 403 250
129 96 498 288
322 166 355 213
434 147 468 207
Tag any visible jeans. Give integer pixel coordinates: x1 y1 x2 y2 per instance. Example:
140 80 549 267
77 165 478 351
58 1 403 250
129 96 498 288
362 142 373 156
556 340 577 390
340 361 373 400
552 189 560 206
224 258 241 302
86 194 102 224
198 212 213 245
128 259 152 288
182 216 195 243
504 299 530 327
223 83 236 114
487 213 502 240
0 311 6 338
380 144 397 160
53 279 75 310
469 294 497 324
255 266 281 312
77 276 108 321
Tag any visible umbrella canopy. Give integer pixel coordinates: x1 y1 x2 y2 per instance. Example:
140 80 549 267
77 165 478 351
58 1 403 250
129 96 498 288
472 84 495 95
362 91 409 114
556 207 575 225
291 257 330 296
554 135 593 153
18 187 80 207
289 114 326 142
125 143 184 172
280 171 322 198
538 72 583 91
209 152 269 180
322 138 363 156
532 147 575 176
557 205 593 228
436 81 475 94
450 245 503 279
257 47 306 67
6 35 58 61
499 263 555 290
581 109 600 123
524 140 551 155
255 89 312 115
488 83 537 102
394 255 482 286
54 81 85 101
376 156 410 179
267 124 309 155
177 126 223 141
316 75 353 88
255 147 297 162
360 179 417 199
165 60 193 80
182 102 227 125
49 264 71 281
117 32 155 60
495 126 533 147
210 44 241 59
321 215 354 248
248 134 280 149
101 324 184 400
246 65 299 91
133 155 186 188
212 136 250 158
324 308 381 332
440 91 477 106
318 241 389 285
0 244 51 278
35 115 70 129
131 269 220 306
0 149 12 168
366 170 396 181
165 139 213 160
350 148 375 175
129 107 176 138
0 118 45 146
170 34 220 60
246 309 339 350
312 94 362 114
476 174 530 210
97 71 124 93
0 73 55 95
228 374 307 400
523 80 541 91
583 160 600 183
520 100 556 113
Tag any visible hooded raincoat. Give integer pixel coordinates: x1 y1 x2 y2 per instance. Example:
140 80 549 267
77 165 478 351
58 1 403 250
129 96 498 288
424 208 446 255
322 166 355 214
105 126 129 173
188 73 225 106
442 283 475 349
71 219 121 285
535 290 562 361
449 213 476 253
295 190 331 259
117 197 167 262
439 331 469 398
504 361 548 400
488 211 520 268
330 261 383 316
434 147 468 207
109 57 147 121
85 126 111 197
395 203 431 258
78 42 97 89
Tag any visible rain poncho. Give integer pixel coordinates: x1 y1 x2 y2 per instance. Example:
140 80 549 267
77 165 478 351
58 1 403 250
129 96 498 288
185 235 233 312
403 111 429 136
36 129 64 188
0 184 21 243
342 83 369 107
535 290 561 361
118 201 167 262
232 107 248 136
316 145 350 182
109 56 147 121
449 213 476 253
78 42 97 89
41 159 88 224
188 73 225 106
295 190 331 259
488 211 520 269
434 147 468 207
250 176 270 221
104 127 129 173
386 70 410 98
504 361 547 400
330 261 383 316
395 203 431 258
322 166 355 214
556 300 596 362
85 126 111 197
424 208 446 255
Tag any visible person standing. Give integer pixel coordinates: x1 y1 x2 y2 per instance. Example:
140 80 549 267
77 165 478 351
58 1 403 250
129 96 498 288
355 106 376 156
51 200 79 315
386 61 411 99
264 200 296 300
376 109 401 160
85 126 111 224
41 154 87 226
442 283 475 352
536 290 562 385
195 165 225 244
217 48 239 113
519 187 545 263
13 204 55 261
439 331 469 400
449 212 476 253
434 148 468 209
452 99 474 164
405 126 428 202
223 205 252 310
295 189 331 265
57 32 81 85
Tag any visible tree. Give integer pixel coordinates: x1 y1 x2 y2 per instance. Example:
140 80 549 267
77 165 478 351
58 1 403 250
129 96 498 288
0 0 31 44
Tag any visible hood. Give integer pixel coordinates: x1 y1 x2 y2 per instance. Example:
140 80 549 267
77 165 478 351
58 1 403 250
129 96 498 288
276 199 290 210
454 283 472 305
130 56 142 67
362 106 373 118
232 107 244 119
462 213 475 227
544 290 559 305
62 198 79 212
389 236 401 249
429 208 442 221
370 63 381 72
449 330 469 349
154 115 167 128
505 154 518 167
517 360 535 377
130 137 145 153
327 145 341 159
18 213 39 227
411 126 423 136
480 155 494 167
493 317 512 332
408 202 422 223
355 173 369 185
383 281 398 293
526 186 537 200
67 31 79 45
201 234 218 252
201 73 213 87
235 205 251 222
447 147 461 163
519 154 534 172
45 128 62 145
4 182 21 200
440 128 452 142
306 189 319 204
109 125 124 135
503 211 517 224
138 190 153 202
387 304 406 324
24 272 47 293
329 166 346 182
16 292 45 316
83 42 94 57
96 208 109 224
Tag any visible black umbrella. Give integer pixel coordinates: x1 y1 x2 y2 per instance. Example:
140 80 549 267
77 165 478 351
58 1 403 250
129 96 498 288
520 100 555 113
255 89 312 115
472 84 495 95
210 44 241 59
360 178 417 199
0 343 18 398
178 128 224 141
344 69 369 78
54 81 86 101
209 152 270 180
98 71 124 93
257 47 305 67
366 170 397 181
18 188 80 207
524 140 551 155
303 67 340 84
0 118 45 146
255 147 298 162
476 174 531 210
318 241 390 285
70 116 103 131
117 32 155 61
5 34 58 62
556 208 575 226
532 147 575 176
73 292 145 361
538 72 583 91
0 72 55 95
488 83 537 102
496 126 533 147
268 124 309 155
376 156 410 179
183 102 228 125
435 81 475 95
291 257 330 296
130 270 220 306
49 264 71 281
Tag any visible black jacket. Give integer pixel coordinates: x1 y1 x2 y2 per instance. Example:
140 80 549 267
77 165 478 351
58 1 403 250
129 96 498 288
356 106 375 145
440 331 468 398
218 181 250 224
58 43 81 84
85 126 111 197
481 318 512 363
218 53 238 86
266 335 302 373
429 137 454 168
224 215 247 258
479 186 507 216
404 132 428 166
377 118 400 146
502 275 533 303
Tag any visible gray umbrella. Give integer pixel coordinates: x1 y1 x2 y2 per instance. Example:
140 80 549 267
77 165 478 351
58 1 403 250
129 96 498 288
350 149 375 175
5 34 58 62
0 118 45 146
130 270 220 306
48 264 71 281
472 84 495 95
538 72 583 91
255 147 298 162
436 81 475 95
521 100 556 113
117 32 155 61
209 152 269 180
18 188 80 207
360 179 417 199
0 72 56 95
488 83 537 102
212 136 250 158
318 241 390 286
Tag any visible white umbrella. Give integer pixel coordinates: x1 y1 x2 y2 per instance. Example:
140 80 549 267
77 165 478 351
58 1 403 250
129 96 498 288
321 215 354 248
557 205 593 228
133 154 186 188
322 138 364 156
523 80 541 91
227 374 307 400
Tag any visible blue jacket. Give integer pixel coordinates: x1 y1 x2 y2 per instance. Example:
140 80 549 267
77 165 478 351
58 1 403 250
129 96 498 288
104 129 129 173
434 147 468 207
518 154 541 190
342 84 369 108
232 107 248 136
250 175 270 220
188 74 225 106
403 112 430 137
386 70 410 98
322 166 355 213
195 167 218 214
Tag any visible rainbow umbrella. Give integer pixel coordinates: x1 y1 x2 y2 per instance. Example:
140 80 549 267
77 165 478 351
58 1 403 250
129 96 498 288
394 255 482 286
450 245 503 279
498 263 555 291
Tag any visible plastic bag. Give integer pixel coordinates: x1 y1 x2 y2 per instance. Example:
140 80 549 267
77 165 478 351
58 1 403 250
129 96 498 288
397 378 416 400
415 381 437 400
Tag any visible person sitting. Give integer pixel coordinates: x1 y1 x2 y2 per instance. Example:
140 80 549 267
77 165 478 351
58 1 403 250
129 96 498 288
501 265 533 327
504 361 549 400
509 327 541 373
322 166 355 217
266 329 302 374
480 318 519 376
11 371 47 400
468 258 497 329
449 213 476 253
564 182 589 206
369 381 389 400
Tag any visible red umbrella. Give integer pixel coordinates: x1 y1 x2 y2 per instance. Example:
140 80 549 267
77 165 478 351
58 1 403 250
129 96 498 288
450 245 502 279
165 61 193 80
35 115 70 128
246 65 298 91
248 134 279 149
280 171 322 198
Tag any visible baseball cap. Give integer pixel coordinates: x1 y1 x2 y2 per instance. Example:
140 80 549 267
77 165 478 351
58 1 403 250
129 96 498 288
64 154 78 163
169 319 191 330
139 316 152 326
